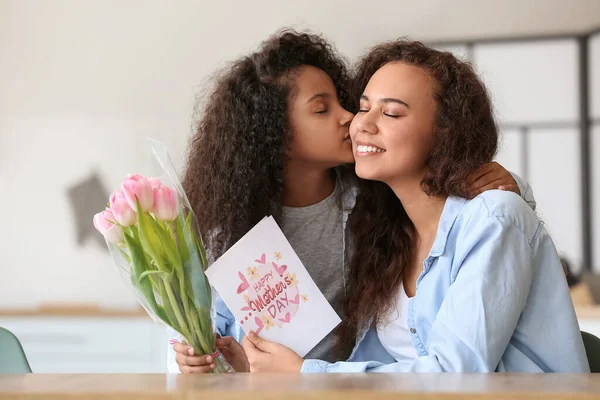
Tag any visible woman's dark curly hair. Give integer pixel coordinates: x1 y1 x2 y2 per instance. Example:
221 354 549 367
182 29 351 259
338 39 498 349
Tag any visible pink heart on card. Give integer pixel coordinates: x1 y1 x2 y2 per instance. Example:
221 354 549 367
255 253 266 264
278 313 291 324
254 316 264 335
272 262 287 275
236 271 249 294
289 293 300 305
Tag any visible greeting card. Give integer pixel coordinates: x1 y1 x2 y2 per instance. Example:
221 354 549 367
205 216 341 357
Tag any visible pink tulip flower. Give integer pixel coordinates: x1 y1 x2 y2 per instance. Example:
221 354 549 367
93 208 124 244
153 185 179 222
109 189 136 227
121 175 154 213
147 177 163 192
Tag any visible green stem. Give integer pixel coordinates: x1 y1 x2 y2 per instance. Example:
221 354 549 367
189 307 212 355
158 282 181 333
176 273 193 344
163 220 196 345
163 278 192 340
196 306 212 345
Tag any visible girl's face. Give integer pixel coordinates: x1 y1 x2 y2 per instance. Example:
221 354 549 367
287 66 355 167
350 62 438 185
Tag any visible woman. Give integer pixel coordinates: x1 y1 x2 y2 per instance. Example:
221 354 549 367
170 31 533 373
241 39 588 373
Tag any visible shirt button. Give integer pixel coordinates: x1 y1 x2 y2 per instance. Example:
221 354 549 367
410 328 416 334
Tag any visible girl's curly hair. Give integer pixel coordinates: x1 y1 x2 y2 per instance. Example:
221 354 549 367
182 29 351 259
338 39 498 350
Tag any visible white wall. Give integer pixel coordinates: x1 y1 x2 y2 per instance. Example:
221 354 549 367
473 40 579 125
495 129 525 178
1 1 599 309
528 127 583 267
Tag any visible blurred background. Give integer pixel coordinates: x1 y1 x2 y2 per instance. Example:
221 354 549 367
0 0 599 372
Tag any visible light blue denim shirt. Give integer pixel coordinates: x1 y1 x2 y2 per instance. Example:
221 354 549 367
302 190 589 373
166 173 538 372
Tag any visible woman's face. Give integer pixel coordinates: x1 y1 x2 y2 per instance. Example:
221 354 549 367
287 66 355 167
350 62 438 185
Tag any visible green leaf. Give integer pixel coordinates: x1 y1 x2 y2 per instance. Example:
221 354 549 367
138 270 171 285
194 231 209 271
175 215 190 264
136 205 163 264
124 233 148 283
196 306 215 352
186 212 209 271
157 279 180 333
116 247 132 264
185 210 193 230
147 213 183 273
123 233 169 325
178 214 212 308
183 257 212 310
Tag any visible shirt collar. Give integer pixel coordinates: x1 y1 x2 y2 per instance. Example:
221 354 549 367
429 196 467 257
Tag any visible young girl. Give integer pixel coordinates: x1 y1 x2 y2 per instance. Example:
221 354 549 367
241 39 588 373
170 31 533 373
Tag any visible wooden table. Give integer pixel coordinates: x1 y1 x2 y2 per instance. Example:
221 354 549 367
1 374 600 399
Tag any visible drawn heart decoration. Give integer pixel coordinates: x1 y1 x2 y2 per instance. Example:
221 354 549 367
254 253 266 264
278 313 291 324
289 293 300 305
236 271 249 294
272 262 287 275
254 316 264 334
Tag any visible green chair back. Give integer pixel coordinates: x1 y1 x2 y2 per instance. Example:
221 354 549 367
0 327 32 373
582 331 600 373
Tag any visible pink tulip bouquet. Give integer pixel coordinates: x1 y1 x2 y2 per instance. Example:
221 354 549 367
93 146 231 373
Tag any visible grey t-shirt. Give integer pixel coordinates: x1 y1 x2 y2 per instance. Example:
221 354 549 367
280 182 348 362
